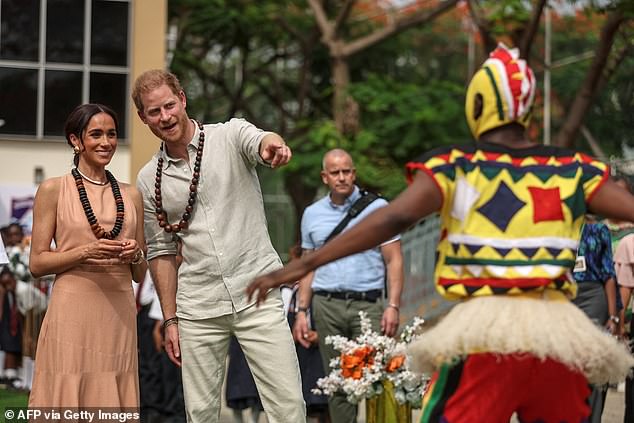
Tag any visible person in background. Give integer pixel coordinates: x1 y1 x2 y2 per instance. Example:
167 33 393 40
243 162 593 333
609 176 634 335
248 44 634 423
608 175 634 422
0 266 22 387
0 238 7 265
137 272 187 423
292 148 403 422
0 224 26 388
225 337 263 423
284 245 330 423
28 103 146 407
572 216 619 422
3 224 24 249
135 270 164 422
146 243 186 423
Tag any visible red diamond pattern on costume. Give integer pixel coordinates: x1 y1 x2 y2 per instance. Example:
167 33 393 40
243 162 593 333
528 186 564 223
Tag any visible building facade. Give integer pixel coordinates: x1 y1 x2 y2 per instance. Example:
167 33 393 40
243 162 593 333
0 0 166 188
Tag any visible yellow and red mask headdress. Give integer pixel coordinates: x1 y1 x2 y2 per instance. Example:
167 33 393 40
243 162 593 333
465 43 536 139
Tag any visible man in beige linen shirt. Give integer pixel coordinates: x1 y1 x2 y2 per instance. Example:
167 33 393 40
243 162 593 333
133 69 305 423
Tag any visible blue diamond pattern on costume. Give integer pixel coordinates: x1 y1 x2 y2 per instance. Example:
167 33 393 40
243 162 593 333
546 247 562 258
477 181 526 231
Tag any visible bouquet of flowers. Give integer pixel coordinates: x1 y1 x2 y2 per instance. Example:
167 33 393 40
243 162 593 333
313 311 428 408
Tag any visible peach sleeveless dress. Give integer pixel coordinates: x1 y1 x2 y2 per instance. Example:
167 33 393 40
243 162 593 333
28 173 139 408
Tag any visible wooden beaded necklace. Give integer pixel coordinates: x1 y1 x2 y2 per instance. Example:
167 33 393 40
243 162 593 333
72 168 125 239
154 121 205 233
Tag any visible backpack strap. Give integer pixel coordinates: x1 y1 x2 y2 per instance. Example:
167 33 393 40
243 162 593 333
324 190 380 243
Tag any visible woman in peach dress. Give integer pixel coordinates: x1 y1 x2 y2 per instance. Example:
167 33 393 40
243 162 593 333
28 104 146 408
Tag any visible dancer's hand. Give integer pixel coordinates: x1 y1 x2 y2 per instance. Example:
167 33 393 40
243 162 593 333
247 260 310 306
164 322 182 367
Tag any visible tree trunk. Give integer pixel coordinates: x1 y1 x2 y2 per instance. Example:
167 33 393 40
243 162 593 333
285 174 319 243
332 54 351 134
553 11 625 148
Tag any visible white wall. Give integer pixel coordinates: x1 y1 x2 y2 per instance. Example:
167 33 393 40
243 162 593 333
0 140 131 184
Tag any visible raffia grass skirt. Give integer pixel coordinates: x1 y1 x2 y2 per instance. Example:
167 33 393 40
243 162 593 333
407 290 634 385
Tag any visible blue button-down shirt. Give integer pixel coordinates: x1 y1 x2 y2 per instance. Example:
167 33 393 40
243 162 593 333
301 186 399 292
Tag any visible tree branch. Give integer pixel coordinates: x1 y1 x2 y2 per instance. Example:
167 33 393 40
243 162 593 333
467 0 497 53
334 0 357 36
275 15 309 46
519 0 548 57
580 125 607 159
554 10 626 147
308 0 334 44
342 0 460 57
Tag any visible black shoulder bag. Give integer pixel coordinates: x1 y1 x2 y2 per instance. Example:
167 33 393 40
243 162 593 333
324 190 380 243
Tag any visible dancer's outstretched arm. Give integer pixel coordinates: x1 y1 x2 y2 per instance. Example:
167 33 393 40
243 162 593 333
247 171 442 305
589 178 634 222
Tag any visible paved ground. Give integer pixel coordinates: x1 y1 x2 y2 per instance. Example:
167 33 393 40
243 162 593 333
218 386 626 422
602 387 626 423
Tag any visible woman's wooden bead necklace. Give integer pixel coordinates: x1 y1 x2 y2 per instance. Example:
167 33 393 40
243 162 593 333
72 168 125 239
154 121 204 233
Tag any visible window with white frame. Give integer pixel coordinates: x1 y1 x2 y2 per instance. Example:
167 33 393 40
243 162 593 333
0 0 130 139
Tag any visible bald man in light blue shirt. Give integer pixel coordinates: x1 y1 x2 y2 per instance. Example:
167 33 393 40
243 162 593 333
292 149 404 423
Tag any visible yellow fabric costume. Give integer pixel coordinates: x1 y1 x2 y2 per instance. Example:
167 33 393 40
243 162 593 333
407 144 608 301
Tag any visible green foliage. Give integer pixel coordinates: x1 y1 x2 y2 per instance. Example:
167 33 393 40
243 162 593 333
286 120 350 190
547 10 634 156
0 388 28 417
348 74 469 198
474 0 531 39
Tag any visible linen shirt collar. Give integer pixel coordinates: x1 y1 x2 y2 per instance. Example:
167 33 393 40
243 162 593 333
328 185 361 209
160 120 201 170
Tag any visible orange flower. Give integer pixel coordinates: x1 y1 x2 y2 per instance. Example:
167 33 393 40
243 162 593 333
385 354 406 373
340 346 375 379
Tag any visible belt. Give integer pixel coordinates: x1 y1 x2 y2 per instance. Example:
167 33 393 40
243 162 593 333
313 289 383 303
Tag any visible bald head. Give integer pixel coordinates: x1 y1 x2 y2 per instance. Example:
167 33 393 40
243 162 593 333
321 149 356 204
322 149 353 170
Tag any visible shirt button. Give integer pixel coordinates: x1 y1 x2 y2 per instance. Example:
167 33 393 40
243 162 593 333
218 252 223 256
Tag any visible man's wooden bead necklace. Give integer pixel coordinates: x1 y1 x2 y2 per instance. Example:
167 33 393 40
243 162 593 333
154 121 204 233
72 168 125 240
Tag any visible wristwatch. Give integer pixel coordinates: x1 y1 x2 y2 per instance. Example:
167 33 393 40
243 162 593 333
609 315 620 324
295 306 309 314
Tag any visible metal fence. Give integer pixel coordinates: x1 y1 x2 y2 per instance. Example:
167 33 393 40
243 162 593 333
399 215 454 326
